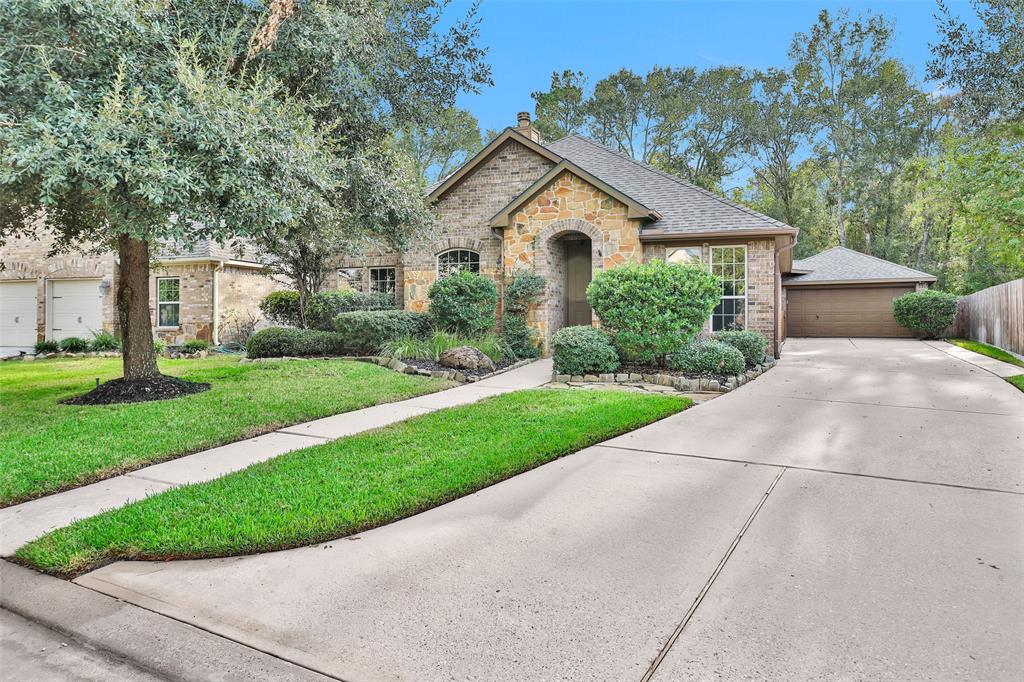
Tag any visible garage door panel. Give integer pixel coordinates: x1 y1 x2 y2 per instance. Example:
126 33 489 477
0 281 39 347
787 286 914 337
51 280 104 341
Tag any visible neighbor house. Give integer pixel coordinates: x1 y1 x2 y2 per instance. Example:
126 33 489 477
0 233 284 354
333 112 937 356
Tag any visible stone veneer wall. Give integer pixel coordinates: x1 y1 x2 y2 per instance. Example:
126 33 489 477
502 171 644 346
642 238 776 351
0 233 117 341
403 139 556 311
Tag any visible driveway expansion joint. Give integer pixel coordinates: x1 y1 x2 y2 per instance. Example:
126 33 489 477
755 392 1019 417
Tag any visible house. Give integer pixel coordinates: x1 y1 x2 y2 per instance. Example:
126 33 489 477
0 233 284 355
334 112 937 356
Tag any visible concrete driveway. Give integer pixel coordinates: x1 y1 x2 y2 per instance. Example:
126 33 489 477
75 338 1024 680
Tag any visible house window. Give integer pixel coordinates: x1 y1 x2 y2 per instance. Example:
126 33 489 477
157 278 180 327
710 246 747 331
337 268 363 291
666 246 704 267
369 267 396 295
437 249 480 277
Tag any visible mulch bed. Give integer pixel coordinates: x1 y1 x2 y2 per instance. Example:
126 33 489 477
403 357 517 380
615 362 734 386
62 375 211 406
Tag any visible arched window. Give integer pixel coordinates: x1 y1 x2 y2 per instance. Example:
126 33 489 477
436 249 480 277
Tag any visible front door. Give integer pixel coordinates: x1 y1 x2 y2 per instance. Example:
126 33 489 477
564 239 593 327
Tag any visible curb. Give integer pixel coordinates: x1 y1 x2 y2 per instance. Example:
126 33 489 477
0 560 334 682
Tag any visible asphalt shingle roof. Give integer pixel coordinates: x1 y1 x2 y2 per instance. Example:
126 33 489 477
544 135 794 236
155 239 262 263
786 247 936 284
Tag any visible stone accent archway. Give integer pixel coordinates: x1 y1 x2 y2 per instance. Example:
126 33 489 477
533 220 603 346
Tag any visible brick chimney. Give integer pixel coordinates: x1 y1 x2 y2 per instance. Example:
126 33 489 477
516 111 542 143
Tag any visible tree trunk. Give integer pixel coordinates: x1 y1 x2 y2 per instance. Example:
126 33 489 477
117 234 159 380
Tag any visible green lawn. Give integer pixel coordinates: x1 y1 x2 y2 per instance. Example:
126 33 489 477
16 389 689 577
0 356 450 507
947 338 1024 369
1007 375 1024 392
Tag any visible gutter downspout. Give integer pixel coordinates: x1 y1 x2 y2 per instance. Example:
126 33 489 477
212 260 225 345
773 238 796 359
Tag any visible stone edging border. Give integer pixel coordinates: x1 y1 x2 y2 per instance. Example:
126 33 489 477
242 354 536 384
551 358 776 393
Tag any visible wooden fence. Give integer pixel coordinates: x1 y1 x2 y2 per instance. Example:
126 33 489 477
951 279 1024 356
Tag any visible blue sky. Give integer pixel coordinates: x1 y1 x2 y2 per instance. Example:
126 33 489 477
449 0 973 135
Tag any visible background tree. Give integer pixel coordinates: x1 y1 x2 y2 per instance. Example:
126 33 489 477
0 0 489 389
531 70 588 140
398 107 483 184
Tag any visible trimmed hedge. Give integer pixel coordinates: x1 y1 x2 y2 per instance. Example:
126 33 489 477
260 289 396 330
586 260 720 365
428 271 498 335
259 291 302 327
669 339 745 376
892 289 957 338
245 328 348 359
714 330 767 366
334 310 430 355
551 326 620 376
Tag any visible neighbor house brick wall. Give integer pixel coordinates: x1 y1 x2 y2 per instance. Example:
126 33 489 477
403 139 556 311
502 171 644 346
1 232 117 341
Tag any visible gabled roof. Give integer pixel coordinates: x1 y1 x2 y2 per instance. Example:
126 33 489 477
785 247 937 286
489 160 661 227
546 135 797 238
155 239 263 264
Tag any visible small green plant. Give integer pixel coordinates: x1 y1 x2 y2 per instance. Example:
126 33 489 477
892 289 958 338
380 331 512 363
714 330 767 366
551 326 620 376
587 260 720 366
58 337 90 353
182 339 211 353
153 339 167 355
428 271 499 335
89 332 121 352
34 340 59 354
669 339 745 376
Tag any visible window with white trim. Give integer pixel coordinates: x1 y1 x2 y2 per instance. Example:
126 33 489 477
436 249 480 277
710 246 746 331
666 246 704 267
157 278 180 327
369 267 396 295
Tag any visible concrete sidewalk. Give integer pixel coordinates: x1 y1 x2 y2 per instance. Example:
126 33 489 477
0 359 552 555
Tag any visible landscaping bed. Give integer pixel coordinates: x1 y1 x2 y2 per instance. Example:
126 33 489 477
16 389 690 577
552 358 775 393
0 356 450 507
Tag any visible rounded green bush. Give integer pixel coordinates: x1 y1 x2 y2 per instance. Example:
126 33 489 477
714 330 767 366
669 339 745 376
259 291 302 327
587 260 720 365
551 326 620 376
333 310 430 354
58 337 90 353
245 327 347 359
892 289 958 338
428 271 499 335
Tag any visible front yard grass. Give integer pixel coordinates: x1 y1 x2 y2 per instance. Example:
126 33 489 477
1006 375 1024 392
0 356 450 507
946 338 1024 369
16 389 689 577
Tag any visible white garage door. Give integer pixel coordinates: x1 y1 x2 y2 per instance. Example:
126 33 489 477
51 279 104 341
0 281 39 352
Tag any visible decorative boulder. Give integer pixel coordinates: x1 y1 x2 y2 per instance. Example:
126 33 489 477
439 346 495 371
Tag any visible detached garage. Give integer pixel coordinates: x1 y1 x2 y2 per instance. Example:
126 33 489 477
784 247 937 338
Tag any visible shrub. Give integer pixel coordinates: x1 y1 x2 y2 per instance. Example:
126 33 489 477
428 271 499 335
245 327 348 359
669 339 745 376
182 339 211 353
714 330 767 366
502 271 545 359
153 339 167 355
259 291 302 327
58 337 90 353
380 331 513 363
334 310 430 354
88 332 121 352
551 326 620 376
893 289 958 338
587 260 720 365
305 290 395 330
34 340 59 354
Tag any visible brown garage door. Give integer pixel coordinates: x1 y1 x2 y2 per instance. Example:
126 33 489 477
787 286 914 337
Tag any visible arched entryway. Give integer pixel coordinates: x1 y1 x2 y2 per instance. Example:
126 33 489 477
535 219 603 348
